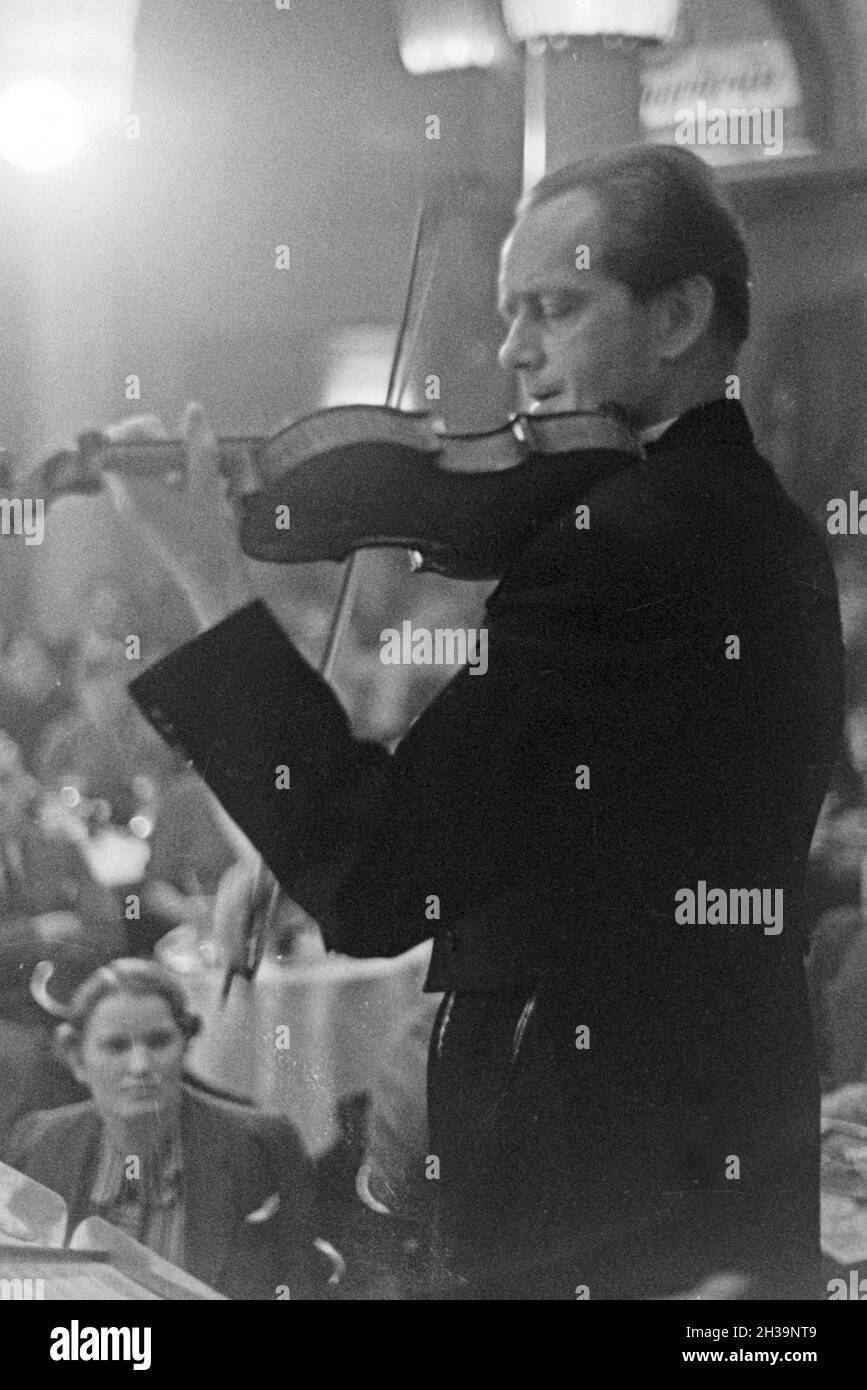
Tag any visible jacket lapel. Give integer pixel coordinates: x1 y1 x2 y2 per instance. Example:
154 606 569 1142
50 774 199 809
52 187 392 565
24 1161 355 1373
180 1090 235 1289
53 1106 103 1232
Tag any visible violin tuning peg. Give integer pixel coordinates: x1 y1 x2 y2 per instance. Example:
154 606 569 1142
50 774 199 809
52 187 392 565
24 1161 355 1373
77 429 106 459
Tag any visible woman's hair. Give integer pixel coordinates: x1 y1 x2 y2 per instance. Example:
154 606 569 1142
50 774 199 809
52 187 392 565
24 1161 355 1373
59 957 201 1045
518 143 751 351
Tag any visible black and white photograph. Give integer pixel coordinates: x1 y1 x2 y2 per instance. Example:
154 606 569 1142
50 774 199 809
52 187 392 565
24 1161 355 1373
0 0 864 1351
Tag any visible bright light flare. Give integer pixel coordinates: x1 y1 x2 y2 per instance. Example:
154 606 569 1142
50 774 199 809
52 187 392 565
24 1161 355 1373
401 34 501 74
0 79 85 171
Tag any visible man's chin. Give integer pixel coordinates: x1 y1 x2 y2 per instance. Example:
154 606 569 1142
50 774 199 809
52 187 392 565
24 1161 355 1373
113 1093 168 1119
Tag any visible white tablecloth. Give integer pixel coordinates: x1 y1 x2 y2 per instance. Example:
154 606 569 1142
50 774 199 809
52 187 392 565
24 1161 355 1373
158 932 433 1156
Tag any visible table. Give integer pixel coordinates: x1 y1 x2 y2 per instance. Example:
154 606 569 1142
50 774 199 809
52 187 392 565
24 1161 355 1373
158 932 434 1156
0 1248 161 1300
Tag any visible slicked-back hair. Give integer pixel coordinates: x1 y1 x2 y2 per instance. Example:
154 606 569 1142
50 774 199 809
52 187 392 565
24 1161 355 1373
518 144 750 351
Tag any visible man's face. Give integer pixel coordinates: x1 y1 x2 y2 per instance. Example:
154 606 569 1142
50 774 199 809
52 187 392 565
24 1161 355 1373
498 189 662 426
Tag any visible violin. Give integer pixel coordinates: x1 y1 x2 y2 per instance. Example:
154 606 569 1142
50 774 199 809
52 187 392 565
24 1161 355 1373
29 402 642 581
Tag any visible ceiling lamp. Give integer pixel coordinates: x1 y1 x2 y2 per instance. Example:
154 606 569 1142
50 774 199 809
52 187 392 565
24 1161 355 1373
393 0 511 75
0 0 139 169
501 1 678 43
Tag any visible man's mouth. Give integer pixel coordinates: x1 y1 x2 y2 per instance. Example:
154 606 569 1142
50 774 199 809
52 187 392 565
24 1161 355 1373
528 391 562 414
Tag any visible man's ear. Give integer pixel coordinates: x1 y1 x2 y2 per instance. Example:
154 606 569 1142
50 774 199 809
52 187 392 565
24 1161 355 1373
654 275 716 361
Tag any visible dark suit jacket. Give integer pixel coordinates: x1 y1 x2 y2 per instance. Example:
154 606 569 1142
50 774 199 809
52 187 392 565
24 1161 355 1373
4 1087 317 1300
129 399 845 1294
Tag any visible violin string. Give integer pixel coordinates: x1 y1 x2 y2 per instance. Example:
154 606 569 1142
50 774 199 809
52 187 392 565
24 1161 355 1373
385 202 429 409
389 240 442 412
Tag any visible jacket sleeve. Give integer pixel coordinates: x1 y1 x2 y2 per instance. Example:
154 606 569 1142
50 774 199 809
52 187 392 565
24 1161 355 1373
128 601 410 953
128 599 596 961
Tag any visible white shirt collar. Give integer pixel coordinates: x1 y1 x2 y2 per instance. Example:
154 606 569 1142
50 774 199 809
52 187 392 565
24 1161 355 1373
640 416 679 446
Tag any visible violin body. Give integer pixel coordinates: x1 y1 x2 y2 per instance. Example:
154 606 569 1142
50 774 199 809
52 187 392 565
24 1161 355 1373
31 404 642 581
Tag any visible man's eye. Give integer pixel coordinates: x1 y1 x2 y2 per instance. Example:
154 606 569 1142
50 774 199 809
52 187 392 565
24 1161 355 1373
147 1031 175 1049
539 296 578 320
104 1038 130 1054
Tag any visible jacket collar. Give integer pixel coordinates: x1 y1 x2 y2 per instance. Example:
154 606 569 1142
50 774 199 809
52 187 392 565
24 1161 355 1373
643 397 755 457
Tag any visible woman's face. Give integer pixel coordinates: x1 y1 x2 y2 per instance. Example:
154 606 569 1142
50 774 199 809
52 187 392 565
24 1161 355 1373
69 993 187 1124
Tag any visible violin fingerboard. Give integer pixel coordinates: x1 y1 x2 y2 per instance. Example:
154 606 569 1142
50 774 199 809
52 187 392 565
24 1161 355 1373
98 437 261 482
98 440 187 479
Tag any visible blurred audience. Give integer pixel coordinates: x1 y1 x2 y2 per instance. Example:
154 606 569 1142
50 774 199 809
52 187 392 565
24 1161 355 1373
0 631 69 770
37 651 180 828
0 729 121 939
137 773 237 953
0 721 126 1145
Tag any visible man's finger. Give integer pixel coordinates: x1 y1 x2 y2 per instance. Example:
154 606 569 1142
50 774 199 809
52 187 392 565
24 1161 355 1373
182 401 220 497
103 414 169 444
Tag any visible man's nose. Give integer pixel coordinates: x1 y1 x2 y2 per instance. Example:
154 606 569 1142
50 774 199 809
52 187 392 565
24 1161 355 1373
128 1044 155 1076
498 313 544 375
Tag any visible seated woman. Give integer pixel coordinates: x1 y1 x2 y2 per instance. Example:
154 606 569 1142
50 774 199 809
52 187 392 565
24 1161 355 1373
4 958 318 1299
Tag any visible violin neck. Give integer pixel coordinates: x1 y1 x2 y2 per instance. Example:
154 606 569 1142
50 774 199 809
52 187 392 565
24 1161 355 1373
32 435 263 502
95 436 262 479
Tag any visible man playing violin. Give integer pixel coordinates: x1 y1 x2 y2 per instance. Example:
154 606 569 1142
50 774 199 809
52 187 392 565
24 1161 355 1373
109 144 843 1300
